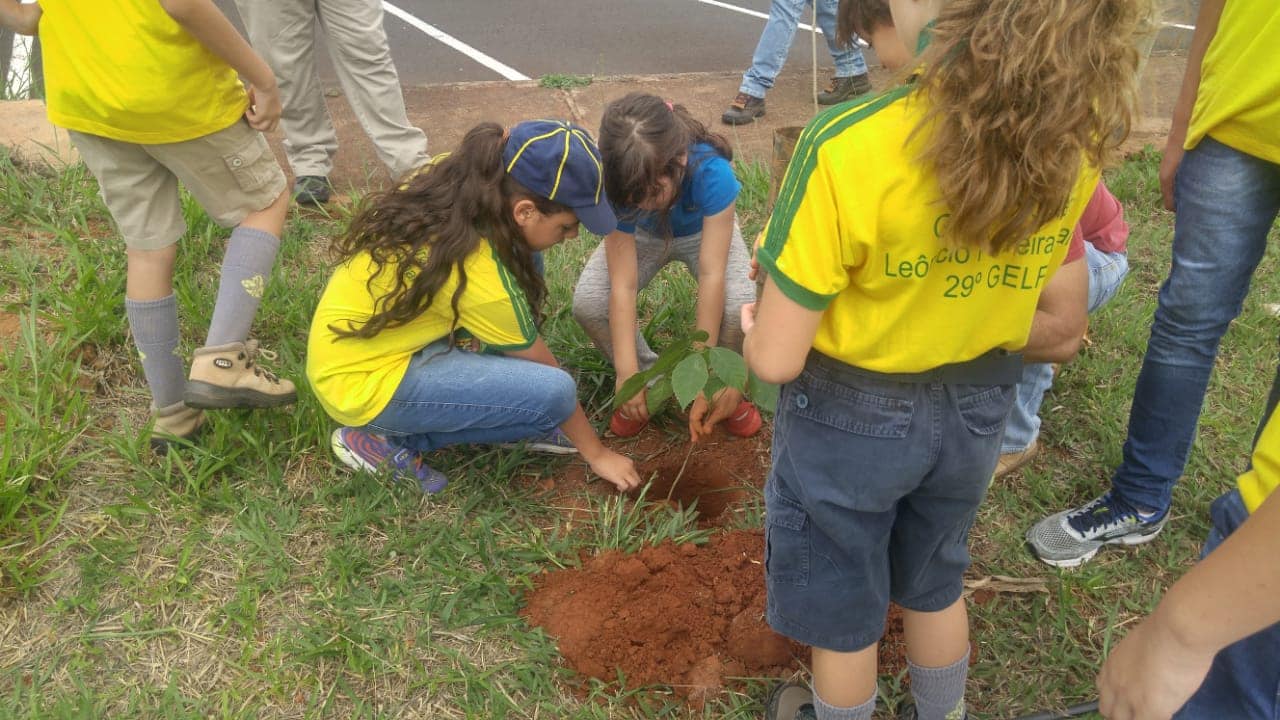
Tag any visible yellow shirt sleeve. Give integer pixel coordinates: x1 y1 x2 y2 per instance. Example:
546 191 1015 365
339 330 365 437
757 148 855 311
1239 410 1280 513
458 247 538 350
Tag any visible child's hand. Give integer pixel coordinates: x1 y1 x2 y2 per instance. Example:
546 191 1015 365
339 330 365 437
245 81 282 133
615 376 650 425
588 448 642 492
688 386 744 442
741 302 758 334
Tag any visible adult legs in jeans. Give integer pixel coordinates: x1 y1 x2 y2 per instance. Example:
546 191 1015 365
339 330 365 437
1111 137 1280 514
364 341 578 454
739 0 869 99
1002 245 1130 454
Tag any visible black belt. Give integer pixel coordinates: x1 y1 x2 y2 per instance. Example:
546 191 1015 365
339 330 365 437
806 348 1024 386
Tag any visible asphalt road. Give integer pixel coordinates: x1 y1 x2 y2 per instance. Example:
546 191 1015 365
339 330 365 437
213 0 873 86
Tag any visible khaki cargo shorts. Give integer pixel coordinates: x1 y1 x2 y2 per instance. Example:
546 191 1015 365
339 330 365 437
69 119 287 250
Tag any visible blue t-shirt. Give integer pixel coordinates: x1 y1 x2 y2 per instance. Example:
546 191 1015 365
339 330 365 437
615 143 740 237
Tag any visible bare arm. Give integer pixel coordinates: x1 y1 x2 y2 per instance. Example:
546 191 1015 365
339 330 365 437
1023 258 1087 364
1099 487 1280 719
0 0 39 34
157 0 281 131
504 338 640 491
742 275 824 385
693 205 735 348
1160 0 1226 211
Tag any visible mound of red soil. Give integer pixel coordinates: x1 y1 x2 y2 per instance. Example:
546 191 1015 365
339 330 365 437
522 529 805 703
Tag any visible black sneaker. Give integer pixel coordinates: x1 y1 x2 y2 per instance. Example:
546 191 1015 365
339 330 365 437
721 92 766 125
292 175 332 206
816 74 872 105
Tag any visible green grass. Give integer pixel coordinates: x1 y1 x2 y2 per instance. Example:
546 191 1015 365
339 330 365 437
0 146 1278 719
538 74 594 91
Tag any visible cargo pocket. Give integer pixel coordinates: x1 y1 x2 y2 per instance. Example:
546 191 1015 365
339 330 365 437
764 484 810 586
956 384 1014 436
222 131 276 193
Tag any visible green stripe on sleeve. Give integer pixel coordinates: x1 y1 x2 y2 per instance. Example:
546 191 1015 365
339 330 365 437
756 245 838 311
764 86 913 260
490 247 538 342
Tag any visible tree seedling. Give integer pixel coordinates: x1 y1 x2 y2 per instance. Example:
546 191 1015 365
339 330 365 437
612 330 779 417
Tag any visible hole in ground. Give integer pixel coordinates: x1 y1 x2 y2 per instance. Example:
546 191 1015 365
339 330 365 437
635 454 749 521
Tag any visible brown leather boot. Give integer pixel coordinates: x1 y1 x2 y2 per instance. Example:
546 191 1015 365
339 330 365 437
184 339 297 409
721 92 766 125
150 401 205 453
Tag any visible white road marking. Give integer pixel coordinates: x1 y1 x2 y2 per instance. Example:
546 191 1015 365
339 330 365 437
691 0 872 46
382 2 530 82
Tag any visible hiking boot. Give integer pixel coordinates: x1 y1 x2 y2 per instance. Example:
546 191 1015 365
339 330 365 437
724 400 762 438
292 175 331 206
816 73 872 105
501 428 578 455
330 427 448 494
766 681 816 720
609 409 648 438
721 92 766 125
1026 491 1169 568
184 340 297 409
149 401 205 453
993 439 1039 479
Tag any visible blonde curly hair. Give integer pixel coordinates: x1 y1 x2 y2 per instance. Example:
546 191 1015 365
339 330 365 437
914 0 1154 252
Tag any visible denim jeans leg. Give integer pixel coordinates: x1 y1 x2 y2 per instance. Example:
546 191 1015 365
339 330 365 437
1174 489 1280 719
815 0 868 77
1112 137 1280 512
1086 245 1129 313
365 341 578 454
1002 362 1053 454
740 0 806 97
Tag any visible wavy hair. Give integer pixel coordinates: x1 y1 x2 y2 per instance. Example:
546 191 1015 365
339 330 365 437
598 92 733 238
915 0 1152 252
328 122 566 340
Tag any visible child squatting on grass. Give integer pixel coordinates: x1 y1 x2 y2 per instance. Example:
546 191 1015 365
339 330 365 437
0 0 297 451
307 121 641 494
744 0 1149 717
572 93 763 442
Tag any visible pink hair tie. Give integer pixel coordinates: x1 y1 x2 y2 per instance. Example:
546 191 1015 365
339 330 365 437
665 101 674 111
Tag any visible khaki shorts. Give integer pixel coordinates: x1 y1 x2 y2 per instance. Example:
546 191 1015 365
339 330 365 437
69 119 286 250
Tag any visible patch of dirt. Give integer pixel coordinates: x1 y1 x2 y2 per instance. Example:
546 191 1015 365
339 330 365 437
522 529 804 705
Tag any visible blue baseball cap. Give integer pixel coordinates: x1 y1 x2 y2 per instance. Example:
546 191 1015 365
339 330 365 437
503 120 617 236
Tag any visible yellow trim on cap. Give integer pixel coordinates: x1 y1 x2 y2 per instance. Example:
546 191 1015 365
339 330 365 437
549 130 570 200
504 126 565 173
569 129 605 203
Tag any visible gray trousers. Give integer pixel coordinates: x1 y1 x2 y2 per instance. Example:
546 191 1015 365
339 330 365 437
233 0 429 180
572 219 757 369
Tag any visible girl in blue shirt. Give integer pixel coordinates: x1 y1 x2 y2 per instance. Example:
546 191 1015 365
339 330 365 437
572 92 760 441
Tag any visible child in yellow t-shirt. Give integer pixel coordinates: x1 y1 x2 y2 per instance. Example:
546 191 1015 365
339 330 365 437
1 0 295 451
747 0 1148 718
308 120 640 494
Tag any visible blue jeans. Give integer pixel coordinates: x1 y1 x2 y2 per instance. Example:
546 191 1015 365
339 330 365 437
1002 243 1130 453
1112 136 1280 512
363 339 577 454
739 0 869 98
1173 489 1280 719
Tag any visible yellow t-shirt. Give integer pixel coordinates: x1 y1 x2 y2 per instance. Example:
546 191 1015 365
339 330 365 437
1185 2 1280 164
39 0 247 143
1238 410 1280 513
307 240 539 427
758 87 1098 373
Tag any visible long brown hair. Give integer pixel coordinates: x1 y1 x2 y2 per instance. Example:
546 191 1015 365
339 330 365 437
914 0 1151 252
328 122 567 340
598 92 733 237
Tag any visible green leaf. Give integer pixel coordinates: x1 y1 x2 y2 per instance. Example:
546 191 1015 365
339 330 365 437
701 377 727 402
671 354 709 410
613 367 656 409
646 376 674 415
748 371 780 415
707 346 748 391
687 329 710 344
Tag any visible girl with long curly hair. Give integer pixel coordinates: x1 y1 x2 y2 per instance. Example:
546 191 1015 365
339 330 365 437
748 0 1150 717
307 120 640 494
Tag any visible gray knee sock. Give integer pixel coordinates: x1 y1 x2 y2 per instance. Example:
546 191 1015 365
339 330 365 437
206 226 280 346
815 688 876 720
126 294 185 408
908 650 970 720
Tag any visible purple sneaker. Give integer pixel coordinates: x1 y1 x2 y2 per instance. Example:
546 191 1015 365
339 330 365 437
330 427 448 494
